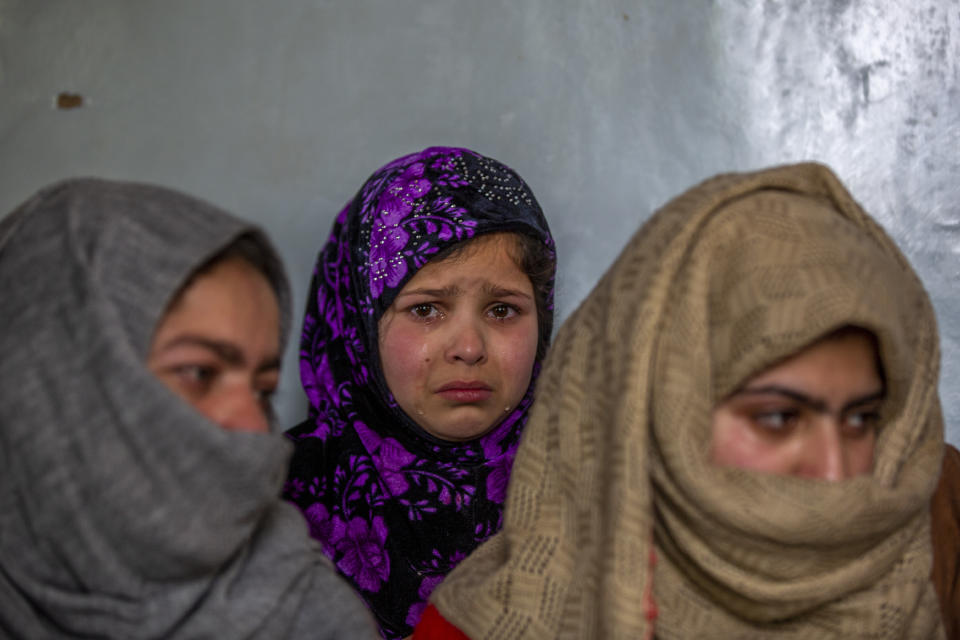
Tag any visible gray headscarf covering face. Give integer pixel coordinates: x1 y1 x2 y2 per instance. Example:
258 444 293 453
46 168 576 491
0 179 376 639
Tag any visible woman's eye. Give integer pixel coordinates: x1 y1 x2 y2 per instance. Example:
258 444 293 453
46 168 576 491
255 387 275 403
175 364 217 389
843 410 880 435
752 409 800 432
488 303 517 320
256 387 277 421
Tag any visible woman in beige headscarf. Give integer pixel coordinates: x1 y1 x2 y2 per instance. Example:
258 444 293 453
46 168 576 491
417 163 956 638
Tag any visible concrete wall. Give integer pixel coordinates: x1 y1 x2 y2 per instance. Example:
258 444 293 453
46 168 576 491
2 0 958 443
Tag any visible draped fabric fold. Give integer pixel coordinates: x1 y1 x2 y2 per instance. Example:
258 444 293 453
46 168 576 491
432 163 945 639
0 178 375 639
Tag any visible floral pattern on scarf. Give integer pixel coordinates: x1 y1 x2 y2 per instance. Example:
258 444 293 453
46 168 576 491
284 147 554 639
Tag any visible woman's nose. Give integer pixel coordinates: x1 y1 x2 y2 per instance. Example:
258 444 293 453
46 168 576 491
205 386 270 433
444 316 487 365
796 418 847 481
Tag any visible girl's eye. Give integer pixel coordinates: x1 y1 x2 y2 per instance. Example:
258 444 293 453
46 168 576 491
410 303 441 320
752 409 800 432
488 303 518 320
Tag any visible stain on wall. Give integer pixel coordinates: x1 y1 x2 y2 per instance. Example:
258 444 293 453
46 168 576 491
55 92 84 109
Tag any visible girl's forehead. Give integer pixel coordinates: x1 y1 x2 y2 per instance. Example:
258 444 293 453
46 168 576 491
401 235 530 292
433 233 522 267
430 234 521 269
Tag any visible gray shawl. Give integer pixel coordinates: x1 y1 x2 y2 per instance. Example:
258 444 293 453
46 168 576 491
0 179 377 639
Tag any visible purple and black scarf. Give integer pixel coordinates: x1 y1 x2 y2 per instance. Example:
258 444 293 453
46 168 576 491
283 147 555 639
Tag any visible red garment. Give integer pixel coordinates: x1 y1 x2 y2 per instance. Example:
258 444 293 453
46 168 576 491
412 604 470 640
416 444 960 640
932 443 960 640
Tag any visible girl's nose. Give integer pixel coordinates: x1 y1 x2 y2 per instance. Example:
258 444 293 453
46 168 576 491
206 386 270 433
444 316 487 365
796 418 847 481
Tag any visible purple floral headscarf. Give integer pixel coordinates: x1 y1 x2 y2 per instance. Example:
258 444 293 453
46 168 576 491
284 147 554 639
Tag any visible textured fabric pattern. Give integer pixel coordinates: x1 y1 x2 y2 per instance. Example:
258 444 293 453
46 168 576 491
283 147 555 639
0 179 377 639
432 163 945 638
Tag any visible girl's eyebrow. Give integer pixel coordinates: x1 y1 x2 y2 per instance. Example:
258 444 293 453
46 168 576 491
481 283 533 300
733 386 885 414
395 285 462 299
394 283 532 300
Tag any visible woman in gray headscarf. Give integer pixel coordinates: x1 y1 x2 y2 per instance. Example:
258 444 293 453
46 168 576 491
0 178 377 639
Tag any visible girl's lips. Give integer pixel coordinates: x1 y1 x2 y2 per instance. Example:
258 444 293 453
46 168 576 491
437 389 493 403
436 382 492 403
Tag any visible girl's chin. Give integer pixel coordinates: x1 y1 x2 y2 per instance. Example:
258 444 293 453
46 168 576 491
417 410 503 442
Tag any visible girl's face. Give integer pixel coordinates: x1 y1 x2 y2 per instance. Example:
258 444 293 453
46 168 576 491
148 257 281 433
378 233 539 441
710 330 883 481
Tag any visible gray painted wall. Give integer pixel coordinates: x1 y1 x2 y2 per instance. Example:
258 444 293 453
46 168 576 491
2 0 958 444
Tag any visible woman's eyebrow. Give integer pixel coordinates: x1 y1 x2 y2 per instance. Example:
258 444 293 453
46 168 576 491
157 335 245 365
840 391 885 413
256 356 282 374
156 335 280 372
735 386 827 412
733 386 885 413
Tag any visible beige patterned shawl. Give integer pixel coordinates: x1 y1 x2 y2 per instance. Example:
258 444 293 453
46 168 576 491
431 163 945 638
